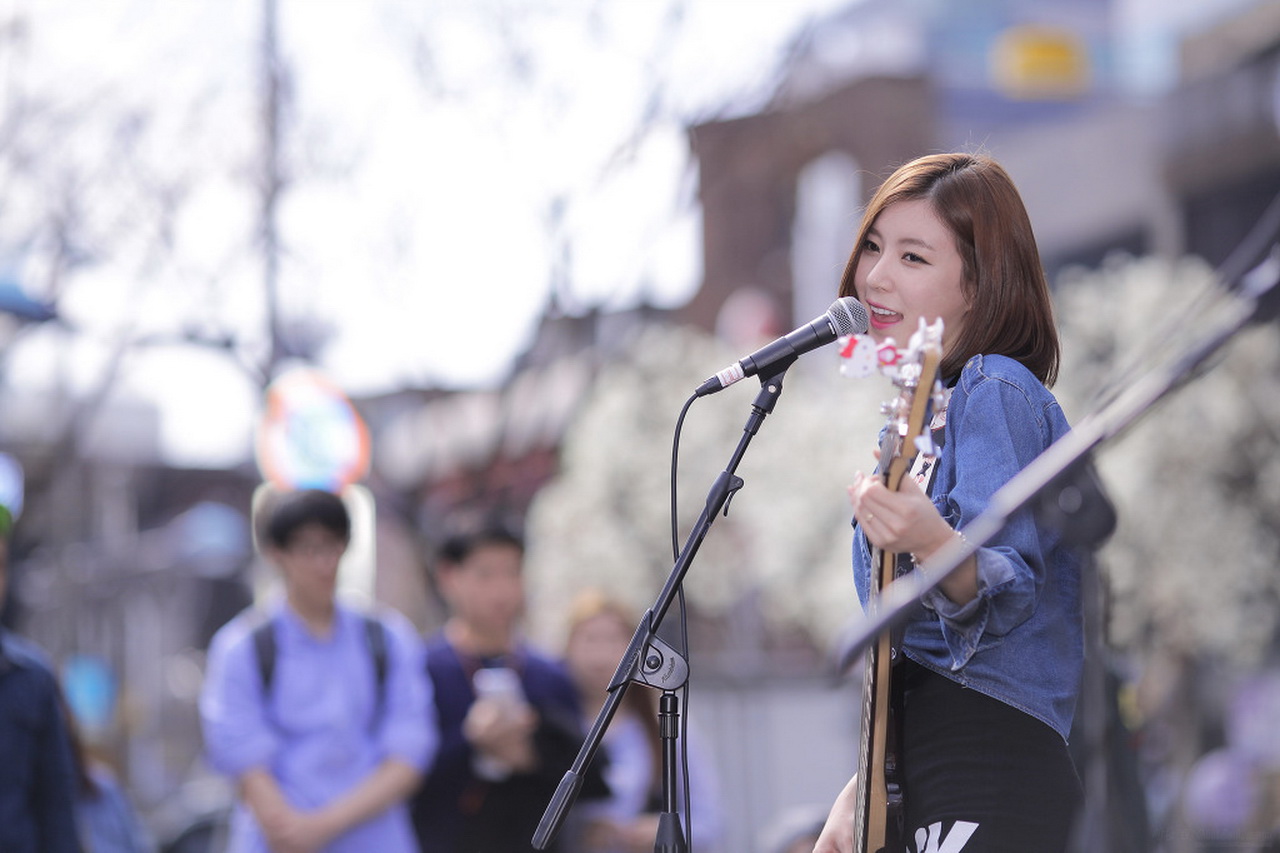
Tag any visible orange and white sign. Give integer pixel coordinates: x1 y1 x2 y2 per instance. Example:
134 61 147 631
255 368 371 492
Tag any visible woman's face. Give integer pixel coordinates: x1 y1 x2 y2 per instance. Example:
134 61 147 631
854 198 970 349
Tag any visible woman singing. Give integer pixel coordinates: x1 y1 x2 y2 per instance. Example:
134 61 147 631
816 152 1083 852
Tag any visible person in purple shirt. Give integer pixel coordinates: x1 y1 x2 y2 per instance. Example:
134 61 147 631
200 488 436 853
411 521 606 853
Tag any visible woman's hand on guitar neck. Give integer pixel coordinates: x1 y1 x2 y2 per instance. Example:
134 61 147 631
812 774 858 853
849 470 950 558
849 471 978 605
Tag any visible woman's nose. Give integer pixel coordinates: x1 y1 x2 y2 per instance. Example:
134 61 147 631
864 258 889 292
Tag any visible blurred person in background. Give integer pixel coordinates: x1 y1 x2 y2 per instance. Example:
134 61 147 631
200 488 435 853
559 589 723 853
411 520 605 853
57 686 154 853
0 505 84 852
817 152 1084 851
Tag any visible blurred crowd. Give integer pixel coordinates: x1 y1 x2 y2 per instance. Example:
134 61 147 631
0 490 730 853
7 486 1280 853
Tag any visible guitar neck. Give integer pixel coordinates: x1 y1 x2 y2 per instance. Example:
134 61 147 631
851 321 943 853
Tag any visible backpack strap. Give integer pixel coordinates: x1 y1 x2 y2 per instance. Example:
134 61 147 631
250 611 390 732
250 615 279 733
362 614 389 728
252 616 278 695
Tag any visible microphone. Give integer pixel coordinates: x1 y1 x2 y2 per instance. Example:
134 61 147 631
695 296 870 396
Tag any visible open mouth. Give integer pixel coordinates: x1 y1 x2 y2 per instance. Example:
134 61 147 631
867 302 902 328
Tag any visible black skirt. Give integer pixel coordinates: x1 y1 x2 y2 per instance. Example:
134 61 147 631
899 660 1082 853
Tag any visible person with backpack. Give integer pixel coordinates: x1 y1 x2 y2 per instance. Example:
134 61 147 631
200 488 436 853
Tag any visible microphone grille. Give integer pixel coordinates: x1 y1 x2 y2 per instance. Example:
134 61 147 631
828 297 870 335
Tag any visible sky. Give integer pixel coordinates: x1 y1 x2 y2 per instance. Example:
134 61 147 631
0 0 854 468
0 0 1257 469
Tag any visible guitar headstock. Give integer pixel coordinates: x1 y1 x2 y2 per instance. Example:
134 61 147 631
867 319 945 489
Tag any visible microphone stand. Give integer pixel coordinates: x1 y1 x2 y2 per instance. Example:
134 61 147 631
533 362 796 852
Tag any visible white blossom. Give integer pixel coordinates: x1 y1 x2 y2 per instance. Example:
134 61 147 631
524 321 888 656
1056 255 1280 664
525 255 1280 669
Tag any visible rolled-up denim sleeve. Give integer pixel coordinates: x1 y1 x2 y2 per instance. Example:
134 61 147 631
921 543 1035 668
377 614 438 773
922 371 1052 668
199 622 280 778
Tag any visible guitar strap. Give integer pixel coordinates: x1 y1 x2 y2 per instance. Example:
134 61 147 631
908 404 948 504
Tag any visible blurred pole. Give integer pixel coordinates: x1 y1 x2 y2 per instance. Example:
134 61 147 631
260 0 284 386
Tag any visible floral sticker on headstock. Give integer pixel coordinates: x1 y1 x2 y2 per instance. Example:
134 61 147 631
839 318 944 384
837 333 878 378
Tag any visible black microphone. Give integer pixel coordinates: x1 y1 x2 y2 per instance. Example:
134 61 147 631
695 296 870 396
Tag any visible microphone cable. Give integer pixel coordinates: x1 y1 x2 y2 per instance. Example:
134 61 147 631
664 389 700 853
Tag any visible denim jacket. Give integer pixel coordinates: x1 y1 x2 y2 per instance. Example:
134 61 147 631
853 353 1083 741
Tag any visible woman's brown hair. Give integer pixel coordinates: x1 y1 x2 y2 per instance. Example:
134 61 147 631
837 152 1060 385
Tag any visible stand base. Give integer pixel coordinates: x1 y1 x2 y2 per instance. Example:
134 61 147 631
654 812 687 853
